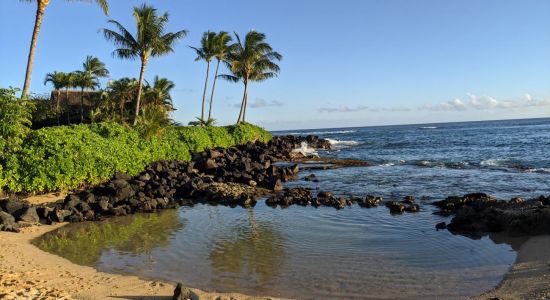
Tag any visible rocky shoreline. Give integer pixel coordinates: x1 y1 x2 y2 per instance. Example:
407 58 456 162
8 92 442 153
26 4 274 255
2 135 550 240
433 193 550 238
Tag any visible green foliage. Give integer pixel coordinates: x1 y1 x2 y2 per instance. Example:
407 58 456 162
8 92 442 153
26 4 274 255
0 88 35 159
228 122 272 144
1 122 271 193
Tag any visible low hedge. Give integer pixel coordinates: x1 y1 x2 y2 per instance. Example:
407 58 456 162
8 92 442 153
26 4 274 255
0 122 271 194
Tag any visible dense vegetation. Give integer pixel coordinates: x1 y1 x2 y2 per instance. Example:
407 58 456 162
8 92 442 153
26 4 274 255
0 121 270 194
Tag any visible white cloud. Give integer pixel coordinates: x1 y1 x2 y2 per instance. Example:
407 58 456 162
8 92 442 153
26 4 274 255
420 93 550 111
234 97 284 109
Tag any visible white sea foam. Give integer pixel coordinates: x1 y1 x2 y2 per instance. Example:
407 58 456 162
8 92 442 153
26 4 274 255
326 139 360 148
419 126 438 129
480 159 504 167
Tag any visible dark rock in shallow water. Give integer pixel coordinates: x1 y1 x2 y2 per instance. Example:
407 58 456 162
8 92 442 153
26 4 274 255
358 195 382 208
386 201 405 214
436 222 447 230
433 193 550 237
173 283 192 300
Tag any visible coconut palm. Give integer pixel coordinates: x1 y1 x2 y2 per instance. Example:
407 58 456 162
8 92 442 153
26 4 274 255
102 4 187 126
107 77 139 119
190 31 216 124
44 71 66 125
75 56 109 122
207 31 232 121
220 31 282 123
62 71 77 124
19 0 109 99
144 76 175 111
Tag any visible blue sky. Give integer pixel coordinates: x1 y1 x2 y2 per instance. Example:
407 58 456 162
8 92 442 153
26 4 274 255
1 0 550 130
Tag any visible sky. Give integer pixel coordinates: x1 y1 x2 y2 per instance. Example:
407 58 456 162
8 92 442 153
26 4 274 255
1 0 550 130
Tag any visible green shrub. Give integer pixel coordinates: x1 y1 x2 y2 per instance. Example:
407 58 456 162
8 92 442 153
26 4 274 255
0 122 271 193
0 87 34 159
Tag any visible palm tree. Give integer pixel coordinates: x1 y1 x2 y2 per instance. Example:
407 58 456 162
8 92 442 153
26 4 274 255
190 31 216 124
44 71 66 125
102 4 187 126
144 76 175 111
75 56 109 122
107 77 139 119
19 0 109 99
62 71 77 124
207 31 232 121
221 31 282 123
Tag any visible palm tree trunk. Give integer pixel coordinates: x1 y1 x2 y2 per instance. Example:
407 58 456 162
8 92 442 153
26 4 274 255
242 81 249 123
201 61 211 123
237 81 248 123
21 0 49 99
80 87 85 123
56 89 60 125
133 59 147 126
207 59 221 121
65 88 70 125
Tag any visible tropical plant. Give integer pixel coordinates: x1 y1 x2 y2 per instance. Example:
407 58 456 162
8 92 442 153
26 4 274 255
62 71 77 124
221 31 282 123
44 71 66 125
208 31 232 121
0 87 34 160
102 4 187 126
144 76 175 111
19 0 109 99
74 56 109 122
190 31 216 123
107 77 139 119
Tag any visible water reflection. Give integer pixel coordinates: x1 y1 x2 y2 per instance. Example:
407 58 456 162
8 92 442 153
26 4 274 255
34 210 184 266
208 210 285 288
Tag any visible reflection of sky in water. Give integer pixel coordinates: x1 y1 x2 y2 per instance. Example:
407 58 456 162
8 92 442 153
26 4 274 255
37 204 517 300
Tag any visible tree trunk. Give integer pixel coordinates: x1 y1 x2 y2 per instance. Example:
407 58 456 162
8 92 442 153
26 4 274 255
242 81 249 123
80 87 85 123
22 0 49 99
65 88 70 124
237 81 248 124
133 59 147 126
200 61 211 123
56 89 60 125
207 59 221 121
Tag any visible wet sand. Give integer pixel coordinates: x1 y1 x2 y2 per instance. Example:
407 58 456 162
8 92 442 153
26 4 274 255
0 224 284 300
473 235 550 300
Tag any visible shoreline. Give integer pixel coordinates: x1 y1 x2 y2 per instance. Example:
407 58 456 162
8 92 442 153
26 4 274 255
473 235 550 300
0 222 548 299
0 223 286 300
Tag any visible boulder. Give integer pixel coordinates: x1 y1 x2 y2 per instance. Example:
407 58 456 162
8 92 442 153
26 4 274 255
18 206 39 223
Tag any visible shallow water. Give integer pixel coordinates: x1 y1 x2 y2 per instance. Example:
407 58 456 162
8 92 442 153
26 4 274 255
36 204 518 299
35 118 550 299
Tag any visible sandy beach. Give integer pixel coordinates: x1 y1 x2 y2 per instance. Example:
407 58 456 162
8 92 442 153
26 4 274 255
0 223 284 300
474 235 550 300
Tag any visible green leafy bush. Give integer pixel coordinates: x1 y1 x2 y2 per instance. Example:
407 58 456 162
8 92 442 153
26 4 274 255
1 122 271 193
0 88 35 158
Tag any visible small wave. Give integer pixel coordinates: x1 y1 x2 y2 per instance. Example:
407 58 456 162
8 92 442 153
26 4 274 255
327 139 359 146
480 159 504 167
287 130 357 135
525 168 550 173
419 126 438 129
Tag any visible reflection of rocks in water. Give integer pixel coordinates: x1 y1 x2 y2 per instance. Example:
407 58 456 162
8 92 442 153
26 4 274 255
488 232 529 252
33 210 183 266
208 210 285 288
